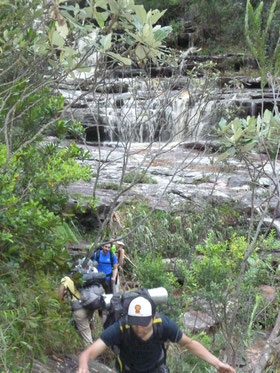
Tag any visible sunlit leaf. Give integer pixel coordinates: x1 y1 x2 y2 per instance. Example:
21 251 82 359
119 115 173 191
134 5 147 25
95 10 108 27
218 118 227 130
51 30 65 47
240 140 255 152
142 24 151 38
76 67 92 72
215 148 236 163
102 33 112 51
149 9 166 25
108 0 119 13
263 109 272 124
107 51 131 65
230 127 244 143
56 21 69 38
154 26 172 42
135 45 146 60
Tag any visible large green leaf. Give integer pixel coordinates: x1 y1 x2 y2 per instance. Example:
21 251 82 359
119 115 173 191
148 9 166 25
154 26 172 42
135 44 146 61
95 0 109 10
230 127 244 143
134 5 147 25
107 51 131 65
142 24 151 38
218 117 227 130
56 21 69 39
263 109 272 124
101 33 112 51
94 10 109 27
215 148 236 163
108 0 119 13
231 118 242 134
51 30 65 48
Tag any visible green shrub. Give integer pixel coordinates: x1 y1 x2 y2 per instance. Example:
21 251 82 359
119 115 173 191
0 85 95 369
0 262 81 371
123 170 157 184
97 182 121 190
134 253 178 294
121 202 246 260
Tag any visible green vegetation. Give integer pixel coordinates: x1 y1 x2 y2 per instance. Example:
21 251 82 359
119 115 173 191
0 86 93 369
97 182 121 190
123 170 157 184
137 0 280 54
122 202 248 258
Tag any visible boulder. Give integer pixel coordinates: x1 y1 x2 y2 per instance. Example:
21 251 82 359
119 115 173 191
183 309 217 333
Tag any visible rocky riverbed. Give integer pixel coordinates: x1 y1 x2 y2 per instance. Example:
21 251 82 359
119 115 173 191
61 138 280 237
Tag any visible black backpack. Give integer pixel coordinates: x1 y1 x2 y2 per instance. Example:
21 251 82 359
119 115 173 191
78 285 106 310
70 269 107 311
81 270 106 288
103 288 155 329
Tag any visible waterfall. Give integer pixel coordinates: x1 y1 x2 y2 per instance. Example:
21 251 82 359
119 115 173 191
61 72 275 144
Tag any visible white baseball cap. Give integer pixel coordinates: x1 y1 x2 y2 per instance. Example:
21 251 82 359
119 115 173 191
127 296 153 326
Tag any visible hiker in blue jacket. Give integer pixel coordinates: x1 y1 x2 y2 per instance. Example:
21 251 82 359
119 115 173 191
92 243 118 293
77 296 236 373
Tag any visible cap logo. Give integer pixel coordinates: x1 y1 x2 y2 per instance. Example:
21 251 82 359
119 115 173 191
135 305 141 313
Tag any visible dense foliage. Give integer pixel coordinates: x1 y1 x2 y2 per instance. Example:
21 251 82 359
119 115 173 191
0 87 94 369
137 0 280 53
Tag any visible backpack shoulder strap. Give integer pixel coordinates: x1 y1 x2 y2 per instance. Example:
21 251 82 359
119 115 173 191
152 314 163 340
95 248 100 262
67 286 80 301
110 250 114 267
118 316 131 345
153 314 166 364
95 248 114 266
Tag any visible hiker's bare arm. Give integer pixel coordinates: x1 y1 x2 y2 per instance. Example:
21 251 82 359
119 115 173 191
77 338 107 373
118 248 125 267
178 334 236 373
111 263 118 281
58 284 66 300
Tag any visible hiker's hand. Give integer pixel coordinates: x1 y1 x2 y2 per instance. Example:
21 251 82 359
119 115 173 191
111 278 115 282
216 361 236 373
76 365 89 373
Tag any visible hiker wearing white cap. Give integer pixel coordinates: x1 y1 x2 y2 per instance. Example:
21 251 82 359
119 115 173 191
111 240 125 268
112 240 125 292
77 296 236 373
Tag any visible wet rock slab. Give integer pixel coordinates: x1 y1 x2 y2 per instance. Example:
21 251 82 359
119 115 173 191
53 138 280 234
32 355 116 373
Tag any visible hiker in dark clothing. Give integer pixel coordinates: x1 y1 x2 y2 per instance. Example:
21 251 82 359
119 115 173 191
77 296 236 373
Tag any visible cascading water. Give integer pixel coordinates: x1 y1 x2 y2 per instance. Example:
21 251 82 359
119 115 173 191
86 75 216 143
60 50 280 144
